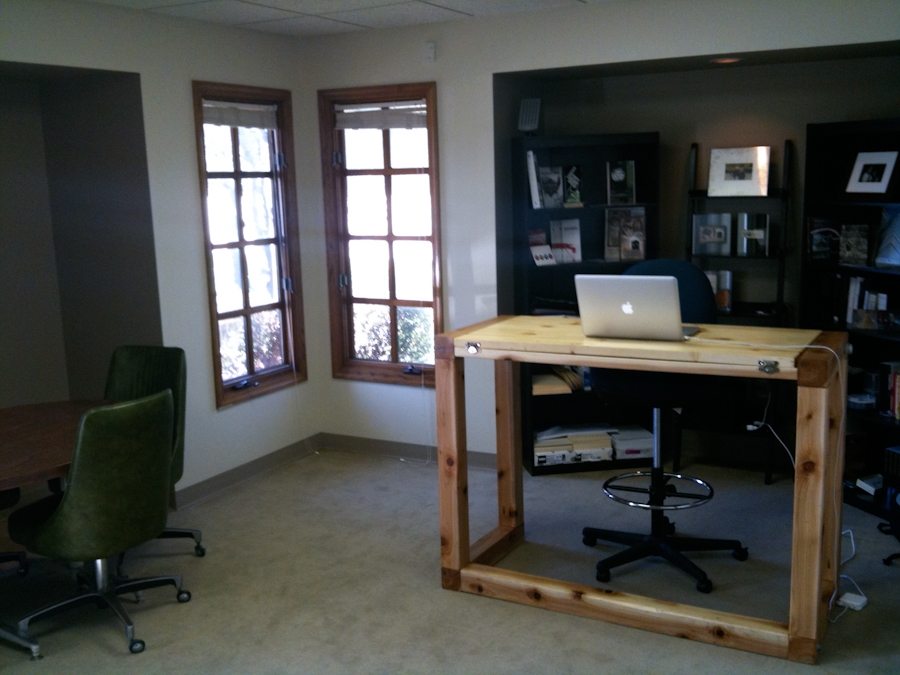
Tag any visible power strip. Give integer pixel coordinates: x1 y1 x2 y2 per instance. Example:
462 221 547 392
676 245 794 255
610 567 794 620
837 592 868 611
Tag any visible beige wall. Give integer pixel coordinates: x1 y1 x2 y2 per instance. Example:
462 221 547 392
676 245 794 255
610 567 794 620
1 0 898 486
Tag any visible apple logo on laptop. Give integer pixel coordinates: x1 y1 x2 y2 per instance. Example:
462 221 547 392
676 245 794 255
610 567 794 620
621 301 634 314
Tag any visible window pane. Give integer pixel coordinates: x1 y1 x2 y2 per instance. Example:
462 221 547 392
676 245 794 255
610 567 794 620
344 129 385 170
346 175 388 236
349 240 389 299
394 241 433 301
207 179 239 245
203 123 233 172
390 128 428 169
251 309 284 371
391 174 432 236
241 177 275 241
238 127 271 172
353 303 391 361
246 244 279 307
219 317 248 380
212 248 244 313
398 306 434 365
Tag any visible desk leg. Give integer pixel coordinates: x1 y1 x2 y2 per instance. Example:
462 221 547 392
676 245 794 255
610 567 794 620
437 354 469 590
789 366 844 664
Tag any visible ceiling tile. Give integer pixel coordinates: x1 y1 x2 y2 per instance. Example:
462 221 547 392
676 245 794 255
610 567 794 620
325 1 467 29
247 14 366 36
427 0 583 17
251 0 401 14
154 0 301 25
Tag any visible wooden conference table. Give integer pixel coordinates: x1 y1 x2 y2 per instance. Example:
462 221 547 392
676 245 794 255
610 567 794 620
435 316 846 665
0 400 97 658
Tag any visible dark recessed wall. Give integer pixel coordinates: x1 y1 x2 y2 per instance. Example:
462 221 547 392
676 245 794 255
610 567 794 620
495 51 900 320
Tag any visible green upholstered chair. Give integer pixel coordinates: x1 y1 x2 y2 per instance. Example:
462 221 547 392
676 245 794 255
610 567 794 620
7 391 191 657
104 345 204 557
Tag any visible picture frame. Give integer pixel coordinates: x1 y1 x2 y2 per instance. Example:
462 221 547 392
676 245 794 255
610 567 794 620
691 213 732 256
707 146 770 197
846 151 898 194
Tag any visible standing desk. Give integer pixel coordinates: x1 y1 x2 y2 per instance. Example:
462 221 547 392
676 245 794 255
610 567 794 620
435 316 846 664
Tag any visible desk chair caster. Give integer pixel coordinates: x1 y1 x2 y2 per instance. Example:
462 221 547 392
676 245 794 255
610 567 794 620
583 409 748 593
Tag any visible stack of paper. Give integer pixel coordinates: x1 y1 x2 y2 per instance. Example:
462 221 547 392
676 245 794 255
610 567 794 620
534 424 616 465
611 425 654 460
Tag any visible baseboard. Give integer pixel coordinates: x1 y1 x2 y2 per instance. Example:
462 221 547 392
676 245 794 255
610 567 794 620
174 433 497 509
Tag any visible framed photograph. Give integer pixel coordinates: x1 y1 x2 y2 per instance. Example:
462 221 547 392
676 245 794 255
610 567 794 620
846 151 898 194
707 146 770 197
692 213 731 256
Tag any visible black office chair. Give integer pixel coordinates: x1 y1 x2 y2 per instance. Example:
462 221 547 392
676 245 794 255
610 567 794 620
879 490 900 566
7 391 191 657
582 259 748 593
0 489 27 575
105 346 205 558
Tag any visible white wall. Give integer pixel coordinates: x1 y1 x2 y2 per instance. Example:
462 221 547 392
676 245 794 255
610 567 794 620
0 0 324 487
296 0 900 454
1 0 898 487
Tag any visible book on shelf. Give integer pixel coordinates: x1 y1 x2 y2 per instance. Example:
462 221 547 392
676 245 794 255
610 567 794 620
539 166 564 208
877 361 900 418
526 150 542 208
550 218 581 263
607 160 635 204
737 213 770 257
808 218 840 262
692 213 732 256
563 165 582 206
605 207 645 261
839 223 869 265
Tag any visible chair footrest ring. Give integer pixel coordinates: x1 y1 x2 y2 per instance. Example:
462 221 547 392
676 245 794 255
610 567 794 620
602 471 714 510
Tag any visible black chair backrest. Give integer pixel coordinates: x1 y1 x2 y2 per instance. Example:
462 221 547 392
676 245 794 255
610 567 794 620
624 259 717 324
21 391 174 562
105 346 186 485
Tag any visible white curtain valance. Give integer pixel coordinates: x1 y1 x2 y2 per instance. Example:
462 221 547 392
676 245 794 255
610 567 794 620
334 99 426 130
203 100 278 130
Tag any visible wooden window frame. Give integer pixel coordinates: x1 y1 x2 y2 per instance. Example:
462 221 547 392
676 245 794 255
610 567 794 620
192 81 307 408
318 82 442 387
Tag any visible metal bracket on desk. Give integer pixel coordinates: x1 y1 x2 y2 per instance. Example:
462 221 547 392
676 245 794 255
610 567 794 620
758 360 779 374
465 342 481 354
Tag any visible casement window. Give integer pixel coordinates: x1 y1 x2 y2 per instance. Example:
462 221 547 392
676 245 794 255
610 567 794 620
192 81 306 408
318 83 441 387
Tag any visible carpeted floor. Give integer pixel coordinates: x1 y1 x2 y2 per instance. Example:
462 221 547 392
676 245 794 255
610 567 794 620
1 447 898 674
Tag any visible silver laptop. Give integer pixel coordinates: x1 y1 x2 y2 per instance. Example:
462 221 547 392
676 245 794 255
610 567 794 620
574 274 699 341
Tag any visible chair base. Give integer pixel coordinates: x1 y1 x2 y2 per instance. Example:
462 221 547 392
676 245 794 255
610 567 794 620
583 509 748 593
0 551 28 576
0 622 41 660
16 558 190 658
158 527 205 557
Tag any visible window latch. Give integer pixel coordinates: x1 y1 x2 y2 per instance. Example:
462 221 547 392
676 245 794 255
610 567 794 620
282 277 293 293
338 273 349 290
232 379 260 390
276 152 287 168
333 150 342 166
403 365 422 375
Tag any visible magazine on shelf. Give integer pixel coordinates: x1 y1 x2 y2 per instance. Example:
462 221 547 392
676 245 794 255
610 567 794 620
563 165 582 206
539 166 564 208
692 213 732 256
605 207 645 261
607 160 636 204
550 219 581 263
526 150 542 208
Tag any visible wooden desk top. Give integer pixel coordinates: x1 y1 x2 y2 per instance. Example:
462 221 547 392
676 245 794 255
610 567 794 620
437 315 840 385
0 401 98 492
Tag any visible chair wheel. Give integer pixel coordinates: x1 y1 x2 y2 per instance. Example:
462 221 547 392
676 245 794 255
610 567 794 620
177 590 192 603
583 536 596 547
733 547 749 561
18 564 28 577
129 639 145 654
195 544 206 557
596 568 611 583
696 578 713 593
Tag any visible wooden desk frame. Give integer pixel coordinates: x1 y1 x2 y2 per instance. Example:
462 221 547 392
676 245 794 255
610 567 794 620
435 317 846 664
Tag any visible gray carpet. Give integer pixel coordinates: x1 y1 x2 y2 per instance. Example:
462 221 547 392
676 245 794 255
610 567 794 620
1 447 898 674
